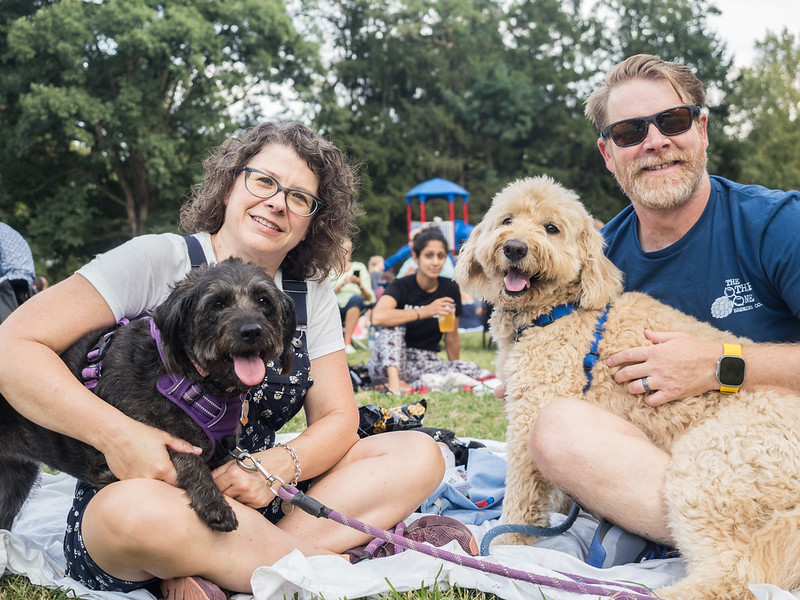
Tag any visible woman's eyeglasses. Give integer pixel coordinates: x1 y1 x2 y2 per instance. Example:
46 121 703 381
240 166 325 217
600 105 702 148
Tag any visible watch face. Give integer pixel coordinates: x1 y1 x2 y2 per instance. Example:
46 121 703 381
718 355 746 387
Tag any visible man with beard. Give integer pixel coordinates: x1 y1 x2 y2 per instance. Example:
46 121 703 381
526 54 800 566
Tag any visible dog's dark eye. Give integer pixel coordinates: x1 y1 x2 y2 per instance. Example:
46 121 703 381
544 223 560 235
209 295 227 310
502 216 513 226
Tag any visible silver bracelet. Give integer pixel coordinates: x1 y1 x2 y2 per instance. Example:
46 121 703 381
276 442 301 486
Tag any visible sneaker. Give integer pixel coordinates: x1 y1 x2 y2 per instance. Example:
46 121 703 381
347 515 478 562
585 519 678 568
160 576 227 600
344 343 356 354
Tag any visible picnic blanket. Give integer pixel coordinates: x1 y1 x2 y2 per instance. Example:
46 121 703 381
2 437 796 600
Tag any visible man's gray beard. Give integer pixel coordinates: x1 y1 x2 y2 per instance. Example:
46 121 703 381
614 146 707 211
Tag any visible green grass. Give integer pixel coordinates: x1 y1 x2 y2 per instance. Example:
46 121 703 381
1 332 505 600
283 331 506 441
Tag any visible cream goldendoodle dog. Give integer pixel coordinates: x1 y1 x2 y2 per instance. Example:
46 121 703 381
454 176 800 600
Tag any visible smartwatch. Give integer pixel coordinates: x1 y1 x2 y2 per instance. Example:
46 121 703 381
716 343 745 394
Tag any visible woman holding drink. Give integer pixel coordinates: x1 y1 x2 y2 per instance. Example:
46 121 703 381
368 228 489 393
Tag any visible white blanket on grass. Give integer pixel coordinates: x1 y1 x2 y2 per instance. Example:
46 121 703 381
2 439 796 600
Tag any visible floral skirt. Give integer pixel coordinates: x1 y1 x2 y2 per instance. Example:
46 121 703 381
366 325 484 387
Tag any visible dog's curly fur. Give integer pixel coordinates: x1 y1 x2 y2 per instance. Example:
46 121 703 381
0 258 296 533
455 176 800 599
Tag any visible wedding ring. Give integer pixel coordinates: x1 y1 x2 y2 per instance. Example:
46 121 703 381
641 376 652 394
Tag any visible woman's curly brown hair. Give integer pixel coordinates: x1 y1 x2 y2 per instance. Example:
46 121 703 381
180 122 360 280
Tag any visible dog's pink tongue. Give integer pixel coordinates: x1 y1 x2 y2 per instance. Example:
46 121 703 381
504 270 530 292
233 354 266 386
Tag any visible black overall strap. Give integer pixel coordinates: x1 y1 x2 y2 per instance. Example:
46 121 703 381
281 279 308 327
183 235 207 268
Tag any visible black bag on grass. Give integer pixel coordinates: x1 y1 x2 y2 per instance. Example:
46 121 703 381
357 399 426 437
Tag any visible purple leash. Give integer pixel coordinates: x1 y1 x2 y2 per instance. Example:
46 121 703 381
232 448 660 600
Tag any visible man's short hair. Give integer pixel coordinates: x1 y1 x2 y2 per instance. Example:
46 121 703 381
584 54 707 133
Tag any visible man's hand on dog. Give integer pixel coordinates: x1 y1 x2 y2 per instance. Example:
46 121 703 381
101 420 202 485
607 329 721 406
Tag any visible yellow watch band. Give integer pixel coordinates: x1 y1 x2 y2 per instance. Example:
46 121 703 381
719 343 744 394
723 343 742 357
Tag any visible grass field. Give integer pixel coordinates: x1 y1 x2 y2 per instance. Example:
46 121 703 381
0 332 507 600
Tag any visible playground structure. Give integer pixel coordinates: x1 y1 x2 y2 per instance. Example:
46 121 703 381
384 178 475 271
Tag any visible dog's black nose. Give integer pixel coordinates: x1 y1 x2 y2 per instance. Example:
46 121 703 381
239 323 262 344
503 239 528 262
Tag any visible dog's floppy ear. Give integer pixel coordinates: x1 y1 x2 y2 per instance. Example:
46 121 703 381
152 269 201 373
577 225 623 310
454 222 492 301
277 290 296 375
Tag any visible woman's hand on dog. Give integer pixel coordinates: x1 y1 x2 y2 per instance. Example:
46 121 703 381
607 329 721 406
101 420 203 485
211 448 292 508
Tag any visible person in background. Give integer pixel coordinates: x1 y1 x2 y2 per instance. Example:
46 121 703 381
368 228 490 394
329 239 376 354
367 254 384 293
375 270 395 302
396 225 456 279
0 221 36 323
527 53 800 566
0 122 445 599
457 290 484 332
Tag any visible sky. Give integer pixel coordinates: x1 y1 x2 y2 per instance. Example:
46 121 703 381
707 0 800 67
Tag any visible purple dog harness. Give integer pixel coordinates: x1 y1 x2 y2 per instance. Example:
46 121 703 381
81 316 245 460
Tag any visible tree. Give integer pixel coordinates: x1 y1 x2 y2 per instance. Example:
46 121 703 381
0 0 317 279
313 0 604 256
310 0 737 258
587 0 729 84
726 30 800 191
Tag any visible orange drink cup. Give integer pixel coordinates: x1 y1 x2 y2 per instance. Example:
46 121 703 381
438 310 456 332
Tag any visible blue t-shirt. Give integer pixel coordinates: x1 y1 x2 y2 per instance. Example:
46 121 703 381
602 175 800 343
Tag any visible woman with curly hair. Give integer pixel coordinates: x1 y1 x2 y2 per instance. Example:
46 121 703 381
0 122 446 599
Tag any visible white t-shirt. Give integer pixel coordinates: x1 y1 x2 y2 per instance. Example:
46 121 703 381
76 232 344 360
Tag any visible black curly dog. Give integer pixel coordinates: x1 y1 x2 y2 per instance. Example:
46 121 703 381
0 258 296 532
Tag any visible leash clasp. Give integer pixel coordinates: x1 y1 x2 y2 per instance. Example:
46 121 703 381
229 446 286 496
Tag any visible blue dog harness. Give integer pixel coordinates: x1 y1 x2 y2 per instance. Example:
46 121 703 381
513 303 611 393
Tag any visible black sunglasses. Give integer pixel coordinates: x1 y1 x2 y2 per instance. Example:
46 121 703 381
600 105 702 148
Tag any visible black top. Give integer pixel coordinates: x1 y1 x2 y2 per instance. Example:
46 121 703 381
383 275 463 352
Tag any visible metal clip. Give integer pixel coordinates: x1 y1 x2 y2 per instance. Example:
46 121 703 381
228 446 286 496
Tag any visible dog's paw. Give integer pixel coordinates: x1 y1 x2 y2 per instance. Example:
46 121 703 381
196 501 239 532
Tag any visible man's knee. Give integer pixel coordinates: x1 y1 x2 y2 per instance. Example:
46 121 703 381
529 398 594 472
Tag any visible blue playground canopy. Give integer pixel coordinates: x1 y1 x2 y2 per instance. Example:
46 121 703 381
406 177 470 202
384 178 474 270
